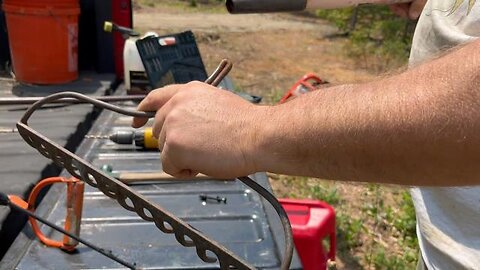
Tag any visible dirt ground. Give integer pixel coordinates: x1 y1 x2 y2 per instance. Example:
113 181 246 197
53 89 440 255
135 2 417 269
134 4 376 101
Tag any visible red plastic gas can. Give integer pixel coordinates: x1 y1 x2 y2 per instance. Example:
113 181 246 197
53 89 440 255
279 199 336 270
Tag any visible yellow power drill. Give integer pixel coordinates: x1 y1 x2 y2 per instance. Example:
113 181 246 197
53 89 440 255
86 127 158 149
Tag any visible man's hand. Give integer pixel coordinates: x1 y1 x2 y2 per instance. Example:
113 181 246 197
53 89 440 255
132 81 266 179
389 0 427 20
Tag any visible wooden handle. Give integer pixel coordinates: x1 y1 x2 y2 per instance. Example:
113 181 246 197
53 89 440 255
118 172 232 183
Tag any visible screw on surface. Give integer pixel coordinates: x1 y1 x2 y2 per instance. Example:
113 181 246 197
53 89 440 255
199 194 227 204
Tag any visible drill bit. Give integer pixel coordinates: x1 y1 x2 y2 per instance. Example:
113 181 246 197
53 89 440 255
85 131 142 146
0 127 17 133
84 134 110 139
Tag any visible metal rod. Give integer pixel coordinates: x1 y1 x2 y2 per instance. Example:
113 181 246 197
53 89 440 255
0 192 137 270
2 59 231 106
226 0 412 14
0 127 17 133
238 176 293 270
226 0 306 13
0 95 146 106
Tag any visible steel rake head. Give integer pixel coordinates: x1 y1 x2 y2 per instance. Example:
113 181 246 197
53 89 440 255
16 59 293 270
16 97 254 270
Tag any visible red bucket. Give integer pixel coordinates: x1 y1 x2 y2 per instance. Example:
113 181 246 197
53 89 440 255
2 2 80 84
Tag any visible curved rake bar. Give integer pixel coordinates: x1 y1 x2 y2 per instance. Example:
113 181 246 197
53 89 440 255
17 92 254 269
17 60 293 270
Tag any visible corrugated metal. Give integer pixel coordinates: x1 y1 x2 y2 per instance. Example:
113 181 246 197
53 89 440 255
0 73 114 259
2 85 302 269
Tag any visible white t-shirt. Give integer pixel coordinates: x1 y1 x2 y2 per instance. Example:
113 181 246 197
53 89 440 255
410 0 480 269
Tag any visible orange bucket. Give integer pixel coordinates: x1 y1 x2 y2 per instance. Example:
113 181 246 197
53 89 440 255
4 0 78 7
2 3 80 84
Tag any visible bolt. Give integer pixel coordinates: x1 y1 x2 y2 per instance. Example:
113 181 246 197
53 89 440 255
199 194 227 204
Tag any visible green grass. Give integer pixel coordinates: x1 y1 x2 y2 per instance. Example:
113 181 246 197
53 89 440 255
316 5 415 71
337 214 365 249
362 189 418 269
283 178 419 269
367 246 417 270
310 185 341 205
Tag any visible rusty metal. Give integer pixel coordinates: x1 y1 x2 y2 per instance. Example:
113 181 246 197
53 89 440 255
16 59 293 270
0 95 146 106
0 192 136 269
23 177 84 251
63 180 84 248
6 177 85 250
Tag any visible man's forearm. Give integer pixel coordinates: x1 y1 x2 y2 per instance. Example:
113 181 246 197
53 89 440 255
255 40 480 186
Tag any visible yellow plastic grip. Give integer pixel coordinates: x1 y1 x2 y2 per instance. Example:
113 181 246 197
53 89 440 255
143 127 159 149
103 21 113 33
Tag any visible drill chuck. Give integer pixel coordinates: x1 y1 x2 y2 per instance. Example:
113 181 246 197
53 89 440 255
106 128 158 149
109 130 135 145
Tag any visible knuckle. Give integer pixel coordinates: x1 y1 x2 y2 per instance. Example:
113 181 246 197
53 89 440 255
139 94 155 110
160 153 173 173
151 125 161 139
185 80 203 90
169 94 181 106
165 130 180 146
174 90 190 100
186 80 200 86
162 164 174 175
166 108 181 123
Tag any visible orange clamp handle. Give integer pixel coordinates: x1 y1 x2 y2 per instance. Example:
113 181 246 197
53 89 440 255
9 177 84 251
279 73 324 104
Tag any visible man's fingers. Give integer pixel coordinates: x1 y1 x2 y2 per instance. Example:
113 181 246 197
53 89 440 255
161 159 180 176
132 85 183 128
151 99 174 140
389 0 426 20
409 0 427 19
158 125 167 152
131 117 149 129
389 3 409 18
160 146 196 178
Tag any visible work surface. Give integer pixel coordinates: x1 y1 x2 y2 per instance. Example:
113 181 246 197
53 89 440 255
1 84 301 269
0 73 114 258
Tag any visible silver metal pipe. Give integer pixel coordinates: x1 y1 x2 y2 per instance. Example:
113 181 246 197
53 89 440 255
226 0 411 14
226 0 307 14
0 95 146 105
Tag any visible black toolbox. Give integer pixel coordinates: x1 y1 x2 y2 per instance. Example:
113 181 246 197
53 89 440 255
136 31 208 89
